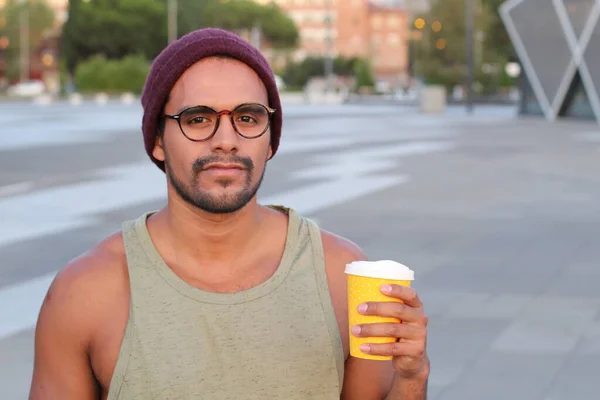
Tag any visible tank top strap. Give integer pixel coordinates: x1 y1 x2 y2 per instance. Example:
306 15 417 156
109 213 157 399
121 211 156 274
303 216 346 389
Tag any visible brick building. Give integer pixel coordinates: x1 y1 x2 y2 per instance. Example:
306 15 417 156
256 0 411 82
367 2 409 81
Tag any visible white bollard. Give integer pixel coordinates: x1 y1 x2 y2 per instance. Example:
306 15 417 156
33 94 54 106
69 93 83 106
94 92 109 106
120 92 136 105
420 85 447 114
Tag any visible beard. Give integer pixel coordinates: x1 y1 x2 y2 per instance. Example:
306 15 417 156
165 153 266 214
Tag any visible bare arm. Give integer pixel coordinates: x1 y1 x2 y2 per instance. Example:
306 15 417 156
321 231 429 400
385 366 430 400
347 282 430 400
342 357 429 399
320 231 395 399
29 259 101 399
341 357 396 400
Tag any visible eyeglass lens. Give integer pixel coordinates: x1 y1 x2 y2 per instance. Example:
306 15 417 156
179 103 270 141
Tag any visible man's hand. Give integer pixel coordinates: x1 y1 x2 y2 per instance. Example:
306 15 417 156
350 284 429 379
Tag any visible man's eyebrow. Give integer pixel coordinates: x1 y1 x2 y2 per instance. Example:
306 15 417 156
173 102 265 115
175 105 200 114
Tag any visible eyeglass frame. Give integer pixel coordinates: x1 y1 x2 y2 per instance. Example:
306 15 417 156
162 102 276 142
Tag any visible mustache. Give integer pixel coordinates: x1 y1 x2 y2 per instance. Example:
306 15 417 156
192 155 254 173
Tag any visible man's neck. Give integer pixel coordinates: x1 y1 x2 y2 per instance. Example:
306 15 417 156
153 196 267 266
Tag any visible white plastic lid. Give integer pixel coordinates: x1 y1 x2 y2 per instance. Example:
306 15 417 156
344 260 414 280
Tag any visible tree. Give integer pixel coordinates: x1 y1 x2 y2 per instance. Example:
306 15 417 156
61 0 299 74
179 0 299 50
481 0 516 62
256 2 299 50
411 0 500 92
0 0 55 81
354 58 375 90
74 53 150 94
61 0 166 73
281 56 369 90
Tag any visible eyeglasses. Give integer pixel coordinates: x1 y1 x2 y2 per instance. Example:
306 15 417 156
163 102 276 142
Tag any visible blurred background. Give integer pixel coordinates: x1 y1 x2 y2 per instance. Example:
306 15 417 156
1 0 600 399
0 0 524 106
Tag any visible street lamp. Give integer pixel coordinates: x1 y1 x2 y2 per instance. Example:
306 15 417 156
324 0 334 92
505 62 521 78
465 0 474 114
19 0 30 82
414 18 425 29
168 0 178 44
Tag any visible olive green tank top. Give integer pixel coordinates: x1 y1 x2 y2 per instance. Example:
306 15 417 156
107 206 345 400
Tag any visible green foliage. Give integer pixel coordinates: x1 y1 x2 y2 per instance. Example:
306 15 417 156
61 0 166 73
353 58 375 89
179 0 299 50
256 2 299 49
61 0 299 76
0 0 55 81
481 0 516 62
282 57 330 89
281 56 373 90
334 57 361 76
411 0 514 92
74 54 150 94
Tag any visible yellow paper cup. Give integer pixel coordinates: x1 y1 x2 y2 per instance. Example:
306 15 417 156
345 260 414 361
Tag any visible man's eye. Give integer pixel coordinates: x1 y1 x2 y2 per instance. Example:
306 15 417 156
238 115 257 124
188 116 210 125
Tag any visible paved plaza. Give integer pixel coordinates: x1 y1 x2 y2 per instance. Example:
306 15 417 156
0 99 599 399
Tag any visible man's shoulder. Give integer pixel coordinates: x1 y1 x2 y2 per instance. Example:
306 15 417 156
319 228 367 268
318 227 365 305
53 232 128 293
266 206 366 266
39 232 129 336
31 232 131 396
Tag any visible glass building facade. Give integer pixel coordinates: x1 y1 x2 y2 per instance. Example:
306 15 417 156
500 0 600 121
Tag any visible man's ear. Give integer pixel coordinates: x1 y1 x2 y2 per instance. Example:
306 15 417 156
267 145 273 161
152 133 165 162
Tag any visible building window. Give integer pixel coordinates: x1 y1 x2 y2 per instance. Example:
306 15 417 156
388 15 401 27
325 11 336 23
371 15 382 29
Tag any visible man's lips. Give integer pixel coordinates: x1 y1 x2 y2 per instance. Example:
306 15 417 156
203 163 245 171
201 163 246 177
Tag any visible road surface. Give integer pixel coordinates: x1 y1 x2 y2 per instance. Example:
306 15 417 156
1 100 599 399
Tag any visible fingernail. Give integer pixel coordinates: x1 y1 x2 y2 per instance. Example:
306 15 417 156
351 325 362 336
381 284 392 294
360 344 371 353
357 303 368 313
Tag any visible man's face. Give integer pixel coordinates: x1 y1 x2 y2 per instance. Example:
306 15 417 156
152 57 273 214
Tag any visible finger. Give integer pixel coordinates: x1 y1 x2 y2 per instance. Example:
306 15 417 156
380 284 423 308
359 340 426 359
359 301 427 326
351 322 425 340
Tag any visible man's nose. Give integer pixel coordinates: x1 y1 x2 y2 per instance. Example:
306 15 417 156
209 112 240 153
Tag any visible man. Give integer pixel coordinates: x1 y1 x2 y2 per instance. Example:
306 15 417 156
29 28 430 399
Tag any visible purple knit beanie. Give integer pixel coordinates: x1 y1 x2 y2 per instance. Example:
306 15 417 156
140 28 283 172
